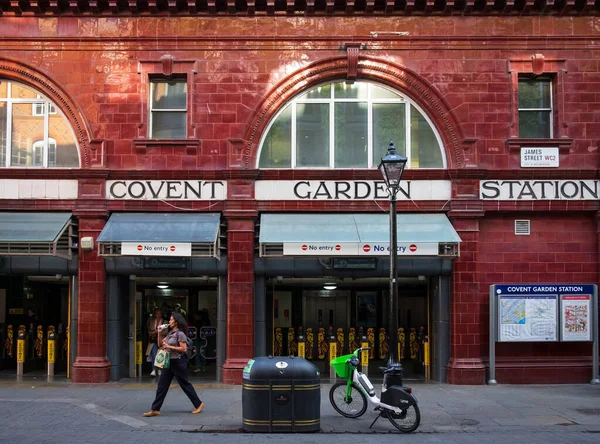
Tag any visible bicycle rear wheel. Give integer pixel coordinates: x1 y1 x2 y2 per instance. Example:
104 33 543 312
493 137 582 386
385 404 420 433
329 382 367 418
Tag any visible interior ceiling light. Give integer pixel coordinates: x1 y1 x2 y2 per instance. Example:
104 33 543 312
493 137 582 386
323 282 337 290
157 284 169 289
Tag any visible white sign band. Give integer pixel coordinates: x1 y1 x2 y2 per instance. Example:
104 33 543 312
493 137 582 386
107 180 226 200
282 242 439 256
121 242 192 257
255 180 451 201
480 180 599 200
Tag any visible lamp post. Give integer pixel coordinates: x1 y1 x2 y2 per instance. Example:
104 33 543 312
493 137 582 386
378 141 407 364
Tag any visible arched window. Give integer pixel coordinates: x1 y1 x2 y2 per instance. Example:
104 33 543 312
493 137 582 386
257 81 446 169
0 80 79 168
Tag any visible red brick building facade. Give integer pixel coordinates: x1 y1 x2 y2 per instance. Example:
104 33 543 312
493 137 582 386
0 3 598 385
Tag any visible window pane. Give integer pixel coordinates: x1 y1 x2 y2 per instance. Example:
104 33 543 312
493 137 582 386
304 84 331 100
334 102 367 168
0 102 6 166
373 103 406 165
48 113 79 167
0 81 7 99
259 104 292 168
371 84 401 100
296 103 329 167
151 111 187 139
11 103 45 166
410 105 443 168
151 81 187 110
334 82 368 99
519 111 551 138
48 140 57 167
11 83 39 99
518 79 551 109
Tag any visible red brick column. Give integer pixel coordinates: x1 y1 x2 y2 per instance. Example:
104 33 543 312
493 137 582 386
597 212 600 284
222 211 256 385
446 212 486 384
71 215 110 383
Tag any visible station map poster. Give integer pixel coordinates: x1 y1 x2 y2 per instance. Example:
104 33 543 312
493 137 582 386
498 294 558 342
561 295 592 342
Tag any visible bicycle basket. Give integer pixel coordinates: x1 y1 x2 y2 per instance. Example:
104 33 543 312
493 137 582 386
330 354 355 378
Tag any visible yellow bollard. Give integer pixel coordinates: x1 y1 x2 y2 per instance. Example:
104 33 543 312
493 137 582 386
328 327 337 379
136 341 143 378
47 326 56 378
17 325 26 377
361 338 369 377
48 340 55 363
297 326 305 359
424 341 430 379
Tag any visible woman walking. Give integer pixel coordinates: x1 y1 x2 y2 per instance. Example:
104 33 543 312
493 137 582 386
144 312 205 417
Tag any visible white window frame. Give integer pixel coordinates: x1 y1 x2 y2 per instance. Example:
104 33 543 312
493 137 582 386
32 96 57 117
32 137 57 167
518 76 553 139
0 81 79 168
257 81 446 169
149 78 187 139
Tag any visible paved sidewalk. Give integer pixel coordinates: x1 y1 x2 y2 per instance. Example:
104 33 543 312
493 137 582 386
0 379 599 434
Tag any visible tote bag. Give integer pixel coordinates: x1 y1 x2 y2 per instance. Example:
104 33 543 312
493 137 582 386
154 349 168 368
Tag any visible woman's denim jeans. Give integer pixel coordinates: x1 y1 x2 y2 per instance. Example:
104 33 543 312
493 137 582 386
194 339 206 367
150 342 159 371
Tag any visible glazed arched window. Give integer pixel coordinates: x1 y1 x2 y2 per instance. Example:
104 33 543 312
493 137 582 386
0 80 79 168
257 81 445 169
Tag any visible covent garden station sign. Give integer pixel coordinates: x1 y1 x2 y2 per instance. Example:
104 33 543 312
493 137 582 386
98 179 600 201
0 179 597 202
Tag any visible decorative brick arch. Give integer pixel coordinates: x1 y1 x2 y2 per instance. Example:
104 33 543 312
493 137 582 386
243 56 468 169
0 57 103 168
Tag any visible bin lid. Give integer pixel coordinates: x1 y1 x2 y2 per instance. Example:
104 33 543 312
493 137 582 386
243 356 320 381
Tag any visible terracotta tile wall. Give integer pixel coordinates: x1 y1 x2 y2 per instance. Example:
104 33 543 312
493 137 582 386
480 214 597 383
0 16 598 171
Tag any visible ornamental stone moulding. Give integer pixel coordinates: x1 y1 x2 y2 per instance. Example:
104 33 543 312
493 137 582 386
0 57 105 169
242 56 468 170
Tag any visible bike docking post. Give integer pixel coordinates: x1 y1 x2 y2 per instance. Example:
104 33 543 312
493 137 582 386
297 326 305 359
16 325 26 378
328 326 337 379
360 327 369 377
47 326 56 379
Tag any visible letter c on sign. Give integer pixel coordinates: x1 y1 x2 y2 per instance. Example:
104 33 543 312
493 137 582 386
109 181 127 199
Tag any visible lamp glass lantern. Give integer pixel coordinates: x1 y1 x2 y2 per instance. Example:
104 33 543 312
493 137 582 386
378 142 407 193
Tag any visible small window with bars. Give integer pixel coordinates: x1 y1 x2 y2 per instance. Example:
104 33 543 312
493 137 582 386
149 77 187 139
518 77 552 139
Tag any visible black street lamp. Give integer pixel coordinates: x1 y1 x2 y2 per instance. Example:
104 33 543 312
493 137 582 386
378 141 407 364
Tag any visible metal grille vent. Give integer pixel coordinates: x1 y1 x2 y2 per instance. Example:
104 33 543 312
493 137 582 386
515 220 531 236
260 243 284 257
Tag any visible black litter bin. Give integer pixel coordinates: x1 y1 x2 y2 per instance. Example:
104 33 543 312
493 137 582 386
242 356 320 432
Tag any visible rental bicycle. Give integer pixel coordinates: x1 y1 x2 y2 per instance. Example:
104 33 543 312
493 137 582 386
329 348 420 433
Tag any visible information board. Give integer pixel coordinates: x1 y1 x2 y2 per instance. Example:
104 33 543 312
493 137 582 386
489 284 599 385
561 295 592 342
498 294 558 342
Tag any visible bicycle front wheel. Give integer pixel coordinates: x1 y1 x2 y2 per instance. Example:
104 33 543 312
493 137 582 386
329 382 368 418
386 404 421 433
